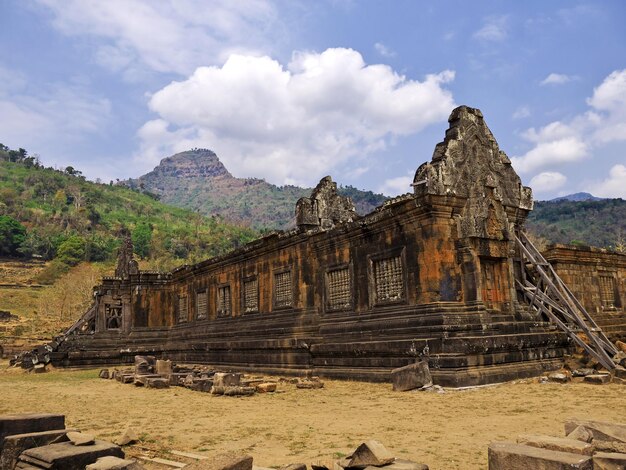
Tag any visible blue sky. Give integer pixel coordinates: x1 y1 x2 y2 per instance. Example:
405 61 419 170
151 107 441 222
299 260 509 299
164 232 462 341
1 1 625 200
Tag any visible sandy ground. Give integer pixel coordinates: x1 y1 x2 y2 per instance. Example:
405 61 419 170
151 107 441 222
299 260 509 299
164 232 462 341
1 365 625 469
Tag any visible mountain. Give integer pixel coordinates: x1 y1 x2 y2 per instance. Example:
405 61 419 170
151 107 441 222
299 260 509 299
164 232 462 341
127 149 388 230
0 151 258 273
549 192 603 202
527 198 626 249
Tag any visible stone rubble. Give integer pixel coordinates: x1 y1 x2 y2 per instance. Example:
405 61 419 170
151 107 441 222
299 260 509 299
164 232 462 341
489 418 626 469
0 412 141 470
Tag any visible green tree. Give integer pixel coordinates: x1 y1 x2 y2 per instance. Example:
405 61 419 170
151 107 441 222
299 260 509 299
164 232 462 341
132 222 153 259
0 215 27 256
56 235 86 266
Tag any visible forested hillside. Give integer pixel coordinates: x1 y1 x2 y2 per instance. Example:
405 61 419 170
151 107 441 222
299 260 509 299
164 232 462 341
0 144 258 278
527 198 626 251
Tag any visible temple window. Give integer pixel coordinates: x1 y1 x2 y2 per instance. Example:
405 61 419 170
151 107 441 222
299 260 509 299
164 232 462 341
243 278 259 313
273 270 293 308
599 275 617 309
177 295 188 324
196 290 208 320
373 255 404 303
326 267 352 311
217 285 232 317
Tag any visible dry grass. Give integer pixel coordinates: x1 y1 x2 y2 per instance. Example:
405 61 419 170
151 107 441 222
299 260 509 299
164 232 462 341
1 365 625 469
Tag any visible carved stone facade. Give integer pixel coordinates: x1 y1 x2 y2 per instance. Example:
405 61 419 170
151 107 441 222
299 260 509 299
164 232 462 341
51 106 624 386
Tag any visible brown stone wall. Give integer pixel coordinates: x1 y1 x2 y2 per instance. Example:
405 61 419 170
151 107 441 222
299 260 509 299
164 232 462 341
543 244 626 341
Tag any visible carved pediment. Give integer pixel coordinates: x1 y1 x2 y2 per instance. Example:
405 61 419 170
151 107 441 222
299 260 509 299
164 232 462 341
414 106 533 240
296 176 358 231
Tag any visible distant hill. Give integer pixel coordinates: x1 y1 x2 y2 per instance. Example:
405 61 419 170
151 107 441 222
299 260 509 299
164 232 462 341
0 147 258 272
527 198 626 249
127 149 388 230
549 192 603 202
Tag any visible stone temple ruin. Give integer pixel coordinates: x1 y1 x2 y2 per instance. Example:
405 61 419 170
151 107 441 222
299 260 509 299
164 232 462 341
37 105 626 387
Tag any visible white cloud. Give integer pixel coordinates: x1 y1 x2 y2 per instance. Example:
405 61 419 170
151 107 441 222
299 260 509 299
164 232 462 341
473 15 508 42
374 42 396 58
512 105 530 119
540 73 575 86
377 175 413 197
511 121 588 174
0 81 111 148
588 164 626 198
512 69 626 197
136 48 456 186
529 171 567 193
35 0 279 76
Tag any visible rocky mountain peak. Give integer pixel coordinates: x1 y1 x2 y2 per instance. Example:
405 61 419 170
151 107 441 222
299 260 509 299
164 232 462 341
150 148 232 179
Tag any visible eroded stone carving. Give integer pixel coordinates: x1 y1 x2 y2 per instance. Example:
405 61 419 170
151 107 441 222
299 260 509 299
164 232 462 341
296 176 358 231
413 106 533 241
114 230 139 279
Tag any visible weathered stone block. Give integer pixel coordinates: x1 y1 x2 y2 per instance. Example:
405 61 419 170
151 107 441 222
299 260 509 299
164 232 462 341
223 386 255 396
296 380 324 389
86 455 144 469
0 413 65 450
548 372 570 383
391 361 432 392
517 434 593 455
347 440 395 468
564 419 626 443
213 373 241 388
584 374 611 384
488 442 592 469
146 378 169 389
362 460 428 470
99 369 110 379
255 382 277 393
67 431 96 446
155 359 172 376
184 452 252 470
18 440 124 469
1 428 74 470
567 426 593 443
592 452 626 470
115 427 139 446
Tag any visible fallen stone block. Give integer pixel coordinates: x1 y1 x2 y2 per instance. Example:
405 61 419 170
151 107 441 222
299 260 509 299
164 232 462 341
281 464 307 470
613 352 626 368
584 374 611 384
223 386 256 397
155 359 172 376
391 360 432 392
213 372 241 388
592 452 626 470
67 431 96 446
86 455 144 469
133 355 155 375
548 372 570 384
594 441 626 454
517 434 593 455
115 427 139 446
488 442 592 469
211 385 225 395
572 369 596 377
133 374 161 386
567 426 593 443
564 419 626 444
614 366 626 380
146 378 169 389
1 428 75 470
296 380 324 389
361 460 428 470
189 378 213 392
255 383 277 393
347 440 395 468
0 413 65 449
18 440 124 469
616 341 626 354
184 452 252 470
121 375 135 384
33 364 46 374
99 369 110 379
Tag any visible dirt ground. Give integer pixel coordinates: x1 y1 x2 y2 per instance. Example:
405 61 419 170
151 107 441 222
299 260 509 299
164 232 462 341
1 365 625 469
